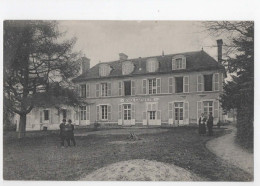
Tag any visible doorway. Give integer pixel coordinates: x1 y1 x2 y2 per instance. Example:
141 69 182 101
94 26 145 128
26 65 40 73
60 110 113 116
174 102 184 125
123 104 131 125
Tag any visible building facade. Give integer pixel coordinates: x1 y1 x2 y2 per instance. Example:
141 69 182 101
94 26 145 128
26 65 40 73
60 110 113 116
72 49 226 127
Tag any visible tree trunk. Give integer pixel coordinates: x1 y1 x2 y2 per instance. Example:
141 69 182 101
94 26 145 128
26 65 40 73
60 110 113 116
18 114 26 138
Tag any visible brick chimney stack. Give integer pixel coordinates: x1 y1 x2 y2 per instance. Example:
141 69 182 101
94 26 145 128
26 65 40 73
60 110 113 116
119 53 128 60
217 39 223 63
80 56 90 74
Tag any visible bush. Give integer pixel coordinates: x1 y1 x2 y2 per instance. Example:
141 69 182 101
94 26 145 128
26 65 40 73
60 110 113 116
93 122 101 131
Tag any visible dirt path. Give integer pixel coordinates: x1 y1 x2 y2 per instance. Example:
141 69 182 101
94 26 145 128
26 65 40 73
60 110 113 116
206 125 253 176
80 159 204 181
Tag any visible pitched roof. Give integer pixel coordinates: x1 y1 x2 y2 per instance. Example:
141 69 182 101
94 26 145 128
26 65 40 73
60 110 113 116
72 50 225 82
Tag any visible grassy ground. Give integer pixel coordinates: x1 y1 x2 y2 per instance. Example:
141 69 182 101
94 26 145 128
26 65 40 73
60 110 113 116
3 126 253 181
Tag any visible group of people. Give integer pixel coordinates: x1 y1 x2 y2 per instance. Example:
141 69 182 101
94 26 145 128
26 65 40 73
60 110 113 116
59 119 76 147
198 112 214 136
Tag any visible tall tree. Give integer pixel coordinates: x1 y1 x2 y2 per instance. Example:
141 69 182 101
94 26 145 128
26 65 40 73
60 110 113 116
204 21 254 148
4 21 80 138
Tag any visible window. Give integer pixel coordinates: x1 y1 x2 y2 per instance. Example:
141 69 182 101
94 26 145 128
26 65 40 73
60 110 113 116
149 111 156 120
176 58 183 69
101 105 108 120
101 83 108 97
203 101 213 116
43 110 49 121
124 81 131 96
148 79 157 94
80 84 86 98
80 106 86 120
175 77 183 93
204 74 213 91
174 102 184 121
123 104 131 120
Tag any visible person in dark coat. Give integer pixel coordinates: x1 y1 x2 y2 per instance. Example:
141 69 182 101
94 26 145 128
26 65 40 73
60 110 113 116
65 119 76 146
198 113 207 135
207 112 214 136
59 119 66 148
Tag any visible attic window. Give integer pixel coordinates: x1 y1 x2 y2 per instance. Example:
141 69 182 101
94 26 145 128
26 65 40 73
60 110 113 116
146 58 159 72
99 64 111 77
172 55 186 70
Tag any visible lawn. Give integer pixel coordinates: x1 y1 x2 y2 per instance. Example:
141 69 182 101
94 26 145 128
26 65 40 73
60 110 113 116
3 126 253 181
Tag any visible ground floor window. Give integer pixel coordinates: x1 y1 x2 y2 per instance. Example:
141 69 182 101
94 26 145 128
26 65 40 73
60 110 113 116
101 105 108 120
80 106 86 120
203 101 213 116
43 110 49 121
174 102 183 121
149 111 156 120
123 104 131 120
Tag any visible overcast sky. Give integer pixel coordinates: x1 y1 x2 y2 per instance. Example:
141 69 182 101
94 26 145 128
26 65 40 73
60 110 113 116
59 21 221 67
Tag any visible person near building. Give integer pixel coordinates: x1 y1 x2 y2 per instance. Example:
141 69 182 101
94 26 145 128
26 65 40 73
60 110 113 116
59 119 67 148
65 119 76 146
198 113 207 135
207 112 214 136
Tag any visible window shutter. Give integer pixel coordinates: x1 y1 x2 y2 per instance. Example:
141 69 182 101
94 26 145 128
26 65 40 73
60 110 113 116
156 78 161 94
172 59 176 70
118 104 122 119
184 102 189 119
131 104 135 119
96 105 100 121
214 101 219 118
183 76 189 93
50 110 53 124
197 101 202 121
87 106 90 120
148 103 152 111
107 83 112 96
157 110 161 120
197 75 203 92
108 105 112 120
143 111 147 120
169 77 173 93
96 84 100 97
86 84 90 97
118 81 122 96
168 102 173 119
131 80 136 95
213 73 219 91
142 79 147 94
40 110 43 123
182 57 186 69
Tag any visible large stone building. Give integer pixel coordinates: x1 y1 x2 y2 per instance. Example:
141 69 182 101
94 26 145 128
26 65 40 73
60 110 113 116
18 40 226 131
72 40 226 127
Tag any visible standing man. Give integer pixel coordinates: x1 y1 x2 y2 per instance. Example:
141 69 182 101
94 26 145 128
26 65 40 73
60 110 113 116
59 119 66 148
65 119 76 146
207 112 214 136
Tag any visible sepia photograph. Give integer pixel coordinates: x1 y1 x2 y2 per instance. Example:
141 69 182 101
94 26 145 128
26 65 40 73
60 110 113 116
2 20 254 181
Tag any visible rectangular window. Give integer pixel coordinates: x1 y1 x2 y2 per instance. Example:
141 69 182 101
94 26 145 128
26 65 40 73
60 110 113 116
176 58 183 69
101 105 108 120
148 79 157 94
80 106 86 120
80 84 86 98
204 74 213 91
43 110 49 121
124 81 131 96
149 111 156 120
175 77 183 93
101 83 108 97
203 101 213 116
174 102 184 121
123 104 131 120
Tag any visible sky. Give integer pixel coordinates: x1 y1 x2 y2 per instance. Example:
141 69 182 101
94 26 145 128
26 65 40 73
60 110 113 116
59 21 222 68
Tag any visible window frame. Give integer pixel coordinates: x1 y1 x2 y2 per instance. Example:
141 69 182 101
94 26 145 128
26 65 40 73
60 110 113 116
148 78 157 94
101 83 108 97
80 84 86 98
80 106 87 121
100 105 108 121
43 109 49 121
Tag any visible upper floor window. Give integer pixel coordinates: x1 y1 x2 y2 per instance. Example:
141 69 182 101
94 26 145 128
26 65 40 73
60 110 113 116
80 84 86 98
148 79 157 94
101 83 108 97
122 61 134 75
197 73 220 92
204 74 213 91
99 64 111 77
43 110 49 121
146 58 159 72
172 55 186 70
175 76 189 93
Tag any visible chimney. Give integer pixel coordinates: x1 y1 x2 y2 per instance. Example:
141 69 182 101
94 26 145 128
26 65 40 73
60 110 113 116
217 39 223 63
80 56 90 74
119 53 128 60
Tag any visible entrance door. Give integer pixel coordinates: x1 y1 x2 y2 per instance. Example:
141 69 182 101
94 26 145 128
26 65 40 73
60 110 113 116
123 104 131 125
148 111 157 125
174 102 184 125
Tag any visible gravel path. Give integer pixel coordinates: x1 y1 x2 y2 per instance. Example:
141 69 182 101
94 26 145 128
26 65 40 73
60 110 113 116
206 125 253 176
80 159 204 181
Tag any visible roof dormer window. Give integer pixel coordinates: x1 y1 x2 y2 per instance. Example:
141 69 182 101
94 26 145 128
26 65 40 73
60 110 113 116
172 55 186 70
122 61 134 75
146 58 159 72
99 64 111 77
